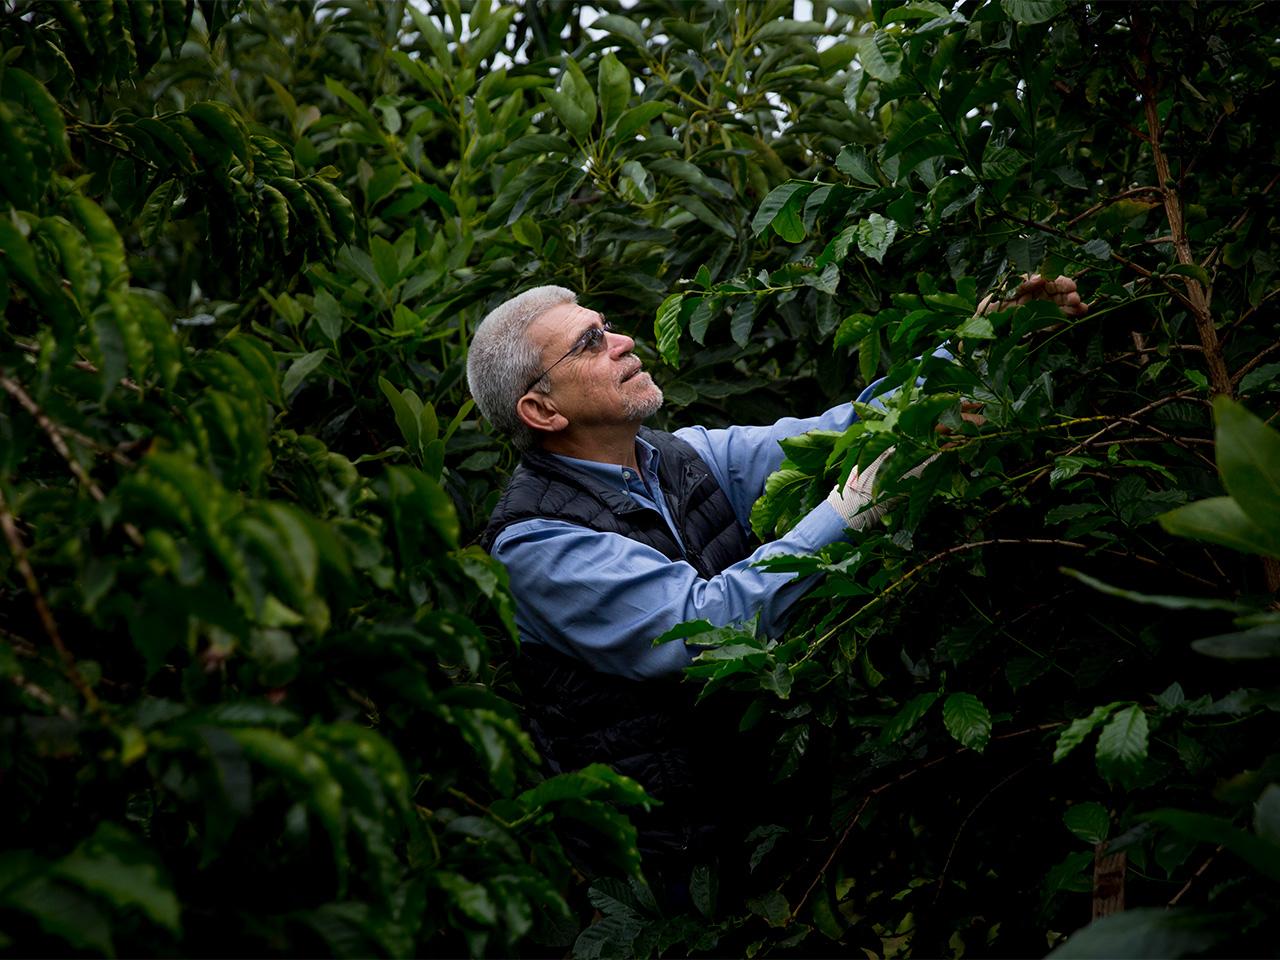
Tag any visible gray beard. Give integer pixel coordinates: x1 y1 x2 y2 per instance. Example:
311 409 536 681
622 375 664 421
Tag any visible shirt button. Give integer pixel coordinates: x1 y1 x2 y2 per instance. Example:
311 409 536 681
622 470 632 479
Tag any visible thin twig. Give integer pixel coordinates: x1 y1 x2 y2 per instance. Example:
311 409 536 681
1232 340 1280 387
0 373 143 546
799 539 1088 665
933 764 1032 906
791 723 1062 922
1168 845 1223 906
1065 187 1164 229
0 486 100 713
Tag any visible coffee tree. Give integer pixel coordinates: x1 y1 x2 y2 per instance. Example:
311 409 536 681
1 0 1276 957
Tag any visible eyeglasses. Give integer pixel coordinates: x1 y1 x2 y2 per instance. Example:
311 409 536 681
523 320 614 394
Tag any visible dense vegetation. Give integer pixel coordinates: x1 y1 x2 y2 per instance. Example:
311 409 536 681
1 0 1277 956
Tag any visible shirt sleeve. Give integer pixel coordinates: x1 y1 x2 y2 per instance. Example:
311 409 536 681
491 502 848 680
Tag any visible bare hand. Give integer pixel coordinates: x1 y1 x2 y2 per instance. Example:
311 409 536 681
978 274 1089 318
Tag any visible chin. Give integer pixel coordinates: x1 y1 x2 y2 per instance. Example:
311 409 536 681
622 377 664 420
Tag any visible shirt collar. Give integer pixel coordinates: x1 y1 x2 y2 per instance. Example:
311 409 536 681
550 435 663 490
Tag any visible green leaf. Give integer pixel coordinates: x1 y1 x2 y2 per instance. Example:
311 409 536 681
672 194 736 239
750 180 815 237
855 213 897 263
539 87 590 143
3 68 70 163
1007 233 1047 274
834 312 877 349
597 53 630 131
955 313 995 339
1053 702 1123 763
942 692 991 752
654 292 686 366
836 146 879 187
1001 0 1066 25
379 377 420 451
590 13 647 49
858 30 903 82
612 101 668 141
53 823 180 933
312 287 343 342
1213 398 1280 541
1061 568 1252 612
1063 802 1110 844
283 349 328 397
880 691 939 744
1158 496 1280 557
1192 624 1280 660
1048 908 1222 959
1095 704 1148 782
1144 808 1280 882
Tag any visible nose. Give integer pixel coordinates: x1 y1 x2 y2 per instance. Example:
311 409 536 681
607 328 635 356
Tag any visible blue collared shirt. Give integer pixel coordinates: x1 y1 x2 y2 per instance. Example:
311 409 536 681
491 387 886 680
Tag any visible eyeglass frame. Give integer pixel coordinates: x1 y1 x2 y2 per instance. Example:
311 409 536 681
522 319 614 394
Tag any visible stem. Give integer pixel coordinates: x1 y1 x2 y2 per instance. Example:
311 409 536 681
0 486 101 714
0 373 143 546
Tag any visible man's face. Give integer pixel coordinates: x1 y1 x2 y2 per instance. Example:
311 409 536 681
526 302 663 428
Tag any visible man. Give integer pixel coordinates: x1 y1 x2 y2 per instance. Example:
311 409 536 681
466 278 1086 884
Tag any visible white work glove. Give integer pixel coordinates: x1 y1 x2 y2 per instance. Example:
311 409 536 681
825 447 934 531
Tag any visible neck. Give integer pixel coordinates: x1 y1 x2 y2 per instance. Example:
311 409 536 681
537 423 641 469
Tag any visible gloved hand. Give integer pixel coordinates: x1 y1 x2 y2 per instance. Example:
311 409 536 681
825 447 895 531
825 447 934 531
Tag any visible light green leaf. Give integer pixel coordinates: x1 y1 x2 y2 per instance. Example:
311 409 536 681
855 213 897 263
1158 496 1280 557
654 292 686 366
1053 702 1123 763
1095 704 1148 782
1256 784 1280 846
1061 568 1253 612
1213 398 1280 541
597 53 631 131
942 692 991 752
282 349 328 396
858 30 903 82
1192 624 1280 660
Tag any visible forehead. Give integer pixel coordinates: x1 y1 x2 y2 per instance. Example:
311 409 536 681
529 302 602 350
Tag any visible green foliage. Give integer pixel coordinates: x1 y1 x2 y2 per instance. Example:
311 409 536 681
2 0 1278 956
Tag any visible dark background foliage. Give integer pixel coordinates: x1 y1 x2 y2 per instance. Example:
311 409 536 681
1 0 1278 956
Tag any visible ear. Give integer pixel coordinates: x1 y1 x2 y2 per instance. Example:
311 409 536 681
516 391 568 435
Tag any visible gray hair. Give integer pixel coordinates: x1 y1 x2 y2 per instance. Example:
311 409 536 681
466 284 577 451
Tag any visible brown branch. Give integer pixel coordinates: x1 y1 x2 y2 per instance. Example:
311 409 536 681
1136 26 1232 398
0 373 142 546
1065 186 1165 229
9 673 78 721
12 341 142 394
1168 845 1222 906
1231 339 1280 387
1199 171 1280 275
0 486 100 713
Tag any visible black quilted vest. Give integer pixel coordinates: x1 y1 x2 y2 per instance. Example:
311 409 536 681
479 428 757 869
